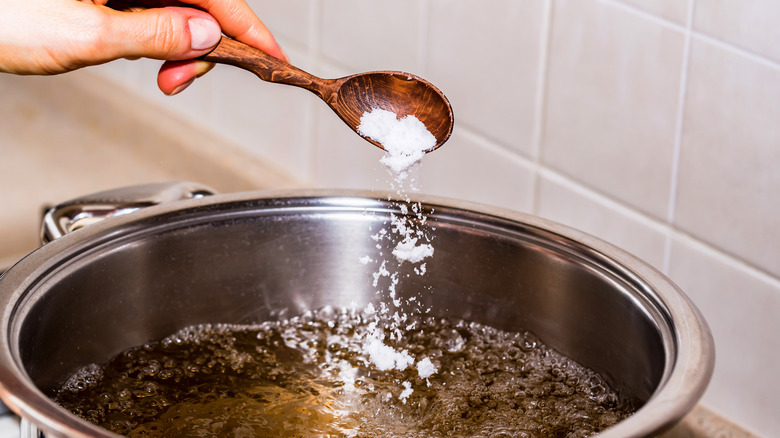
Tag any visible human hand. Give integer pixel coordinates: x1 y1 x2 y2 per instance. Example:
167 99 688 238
0 0 286 95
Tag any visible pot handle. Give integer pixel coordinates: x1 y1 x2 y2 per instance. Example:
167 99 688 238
40 182 216 244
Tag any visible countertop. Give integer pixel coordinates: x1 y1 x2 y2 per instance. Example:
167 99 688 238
0 71 758 437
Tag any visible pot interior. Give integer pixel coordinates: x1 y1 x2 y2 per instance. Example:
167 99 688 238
8 195 675 431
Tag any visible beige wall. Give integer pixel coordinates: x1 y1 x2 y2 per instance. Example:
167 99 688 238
39 0 780 435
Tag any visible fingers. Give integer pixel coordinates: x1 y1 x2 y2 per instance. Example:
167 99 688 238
84 5 223 94
157 59 214 95
180 0 287 62
105 0 287 95
100 0 286 96
104 0 287 62
0 0 285 80
153 0 288 94
94 6 222 62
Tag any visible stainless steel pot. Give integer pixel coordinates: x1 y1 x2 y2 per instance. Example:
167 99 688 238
0 183 714 437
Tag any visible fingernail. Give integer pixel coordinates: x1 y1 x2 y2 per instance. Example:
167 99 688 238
193 60 215 78
170 78 195 96
188 17 221 51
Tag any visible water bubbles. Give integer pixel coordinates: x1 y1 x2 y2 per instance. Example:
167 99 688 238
519 331 539 352
133 381 159 398
59 363 103 393
438 329 466 353
54 311 633 437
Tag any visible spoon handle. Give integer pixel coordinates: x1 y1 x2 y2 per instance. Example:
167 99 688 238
201 37 334 97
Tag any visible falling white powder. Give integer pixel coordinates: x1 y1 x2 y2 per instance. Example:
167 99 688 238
337 360 358 391
399 381 413 403
392 237 434 264
356 107 439 396
416 357 437 379
357 108 436 177
372 261 392 287
364 337 414 372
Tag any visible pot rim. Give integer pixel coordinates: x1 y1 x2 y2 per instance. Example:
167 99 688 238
0 188 715 438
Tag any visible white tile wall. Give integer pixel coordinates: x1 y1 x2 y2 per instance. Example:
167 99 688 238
88 0 780 435
319 0 424 73
536 170 668 270
311 101 390 192
676 38 780 279
0 417 18 438
669 235 780 436
426 0 546 157
542 0 685 219
694 0 780 64
418 127 536 211
209 45 315 182
248 0 314 50
614 0 690 24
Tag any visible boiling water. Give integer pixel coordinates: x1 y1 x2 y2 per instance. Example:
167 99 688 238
54 307 634 437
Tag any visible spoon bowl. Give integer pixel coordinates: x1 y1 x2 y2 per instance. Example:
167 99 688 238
201 37 453 150
335 72 453 150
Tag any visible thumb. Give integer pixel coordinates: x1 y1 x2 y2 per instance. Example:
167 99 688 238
97 6 221 62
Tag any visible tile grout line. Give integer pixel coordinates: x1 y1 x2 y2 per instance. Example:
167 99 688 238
454 120 538 160
539 167 672 234
456 125 538 171
540 166 780 286
417 0 430 76
662 0 695 275
575 0 780 281
600 0 780 72
530 0 554 215
598 0 687 32
691 31 780 72
303 0 323 186
671 229 780 289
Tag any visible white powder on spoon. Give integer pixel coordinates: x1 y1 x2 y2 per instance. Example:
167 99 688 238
357 108 436 178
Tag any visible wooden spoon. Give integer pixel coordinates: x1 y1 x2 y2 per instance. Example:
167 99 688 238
201 37 453 151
